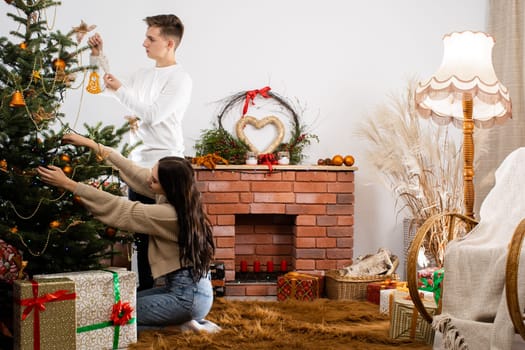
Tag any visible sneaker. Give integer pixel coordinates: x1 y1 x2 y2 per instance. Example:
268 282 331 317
196 319 222 333
179 319 221 333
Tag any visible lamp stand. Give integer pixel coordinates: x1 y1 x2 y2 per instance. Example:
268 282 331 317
462 93 475 218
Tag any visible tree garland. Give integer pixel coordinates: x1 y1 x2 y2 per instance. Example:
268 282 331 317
195 87 318 165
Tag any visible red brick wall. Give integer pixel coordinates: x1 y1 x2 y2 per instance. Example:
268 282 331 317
195 165 355 296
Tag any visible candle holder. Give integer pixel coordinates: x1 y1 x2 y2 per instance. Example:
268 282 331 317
245 151 258 165
277 151 290 165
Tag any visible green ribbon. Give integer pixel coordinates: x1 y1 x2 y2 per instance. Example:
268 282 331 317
76 270 136 349
420 268 445 305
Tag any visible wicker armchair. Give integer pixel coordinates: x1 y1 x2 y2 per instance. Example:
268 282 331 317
407 207 525 345
505 218 525 341
406 212 477 323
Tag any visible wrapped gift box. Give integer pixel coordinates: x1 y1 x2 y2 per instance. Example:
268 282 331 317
277 272 322 301
14 277 76 350
389 290 437 344
366 279 398 304
417 267 440 288
36 268 136 350
380 287 434 316
418 267 444 306
379 288 396 315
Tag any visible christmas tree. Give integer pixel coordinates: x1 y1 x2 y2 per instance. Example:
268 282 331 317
0 0 135 278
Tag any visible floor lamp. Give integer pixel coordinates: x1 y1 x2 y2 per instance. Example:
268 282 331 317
415 31 512 219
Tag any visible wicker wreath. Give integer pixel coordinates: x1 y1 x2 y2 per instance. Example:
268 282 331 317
236 115 285 154
194 87 317 165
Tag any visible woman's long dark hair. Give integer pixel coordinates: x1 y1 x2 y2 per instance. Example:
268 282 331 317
157 157 215 281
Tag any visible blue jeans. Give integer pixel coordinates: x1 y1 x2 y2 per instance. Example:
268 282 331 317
136 268 213 332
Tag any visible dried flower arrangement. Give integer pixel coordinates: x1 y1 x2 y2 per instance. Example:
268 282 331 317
194 88 318 165
355 80 484 266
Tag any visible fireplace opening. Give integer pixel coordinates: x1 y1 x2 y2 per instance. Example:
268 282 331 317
234 213 295 282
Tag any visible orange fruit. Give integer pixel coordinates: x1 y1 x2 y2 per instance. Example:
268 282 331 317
344 155 355 166
331 155 344 166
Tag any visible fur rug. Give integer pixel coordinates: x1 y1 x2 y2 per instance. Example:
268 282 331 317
129 298 432 350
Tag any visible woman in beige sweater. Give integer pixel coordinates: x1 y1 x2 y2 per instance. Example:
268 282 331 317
37 133 219 333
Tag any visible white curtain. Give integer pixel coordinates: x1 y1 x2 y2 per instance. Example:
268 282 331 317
475 0 525 215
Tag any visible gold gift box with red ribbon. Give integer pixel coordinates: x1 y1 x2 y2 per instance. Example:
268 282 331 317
35 268 136 350
276 272 322 301
14 277 77 350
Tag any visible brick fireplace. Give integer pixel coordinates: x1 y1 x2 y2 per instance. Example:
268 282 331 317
195 164 355 296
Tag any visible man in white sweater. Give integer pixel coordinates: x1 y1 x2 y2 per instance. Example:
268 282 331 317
88 14 192 290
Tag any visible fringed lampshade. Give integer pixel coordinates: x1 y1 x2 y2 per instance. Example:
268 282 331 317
415 30 512 218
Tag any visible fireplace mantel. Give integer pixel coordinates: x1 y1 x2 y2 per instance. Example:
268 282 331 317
194 164 356 296
194 164 358 172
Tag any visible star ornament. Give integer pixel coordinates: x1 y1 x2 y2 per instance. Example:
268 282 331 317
33 107 54 123
73 20 96 43
32 70 41 81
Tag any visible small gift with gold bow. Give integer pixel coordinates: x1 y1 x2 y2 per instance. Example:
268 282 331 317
276 272 322 301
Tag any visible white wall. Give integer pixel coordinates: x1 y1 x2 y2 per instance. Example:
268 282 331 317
0 0 488 277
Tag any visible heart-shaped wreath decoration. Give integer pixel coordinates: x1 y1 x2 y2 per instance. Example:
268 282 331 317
194 87 318 165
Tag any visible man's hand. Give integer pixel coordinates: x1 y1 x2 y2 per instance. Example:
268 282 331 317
88 33 104 56
103 73 122 91
125 116 140 132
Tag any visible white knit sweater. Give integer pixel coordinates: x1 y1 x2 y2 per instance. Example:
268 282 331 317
91 54 192 167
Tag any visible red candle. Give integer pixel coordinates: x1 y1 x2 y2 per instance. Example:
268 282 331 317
267 261 274 272
254 260 261 272
280 260 287 272
240 260 247 272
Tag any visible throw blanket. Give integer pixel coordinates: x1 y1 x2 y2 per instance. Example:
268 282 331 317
433 147 525 349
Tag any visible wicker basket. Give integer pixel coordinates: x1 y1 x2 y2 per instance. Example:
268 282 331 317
325 271 399 300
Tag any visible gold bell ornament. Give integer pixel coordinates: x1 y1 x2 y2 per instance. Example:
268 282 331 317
86 71 102 94
9 90 25 107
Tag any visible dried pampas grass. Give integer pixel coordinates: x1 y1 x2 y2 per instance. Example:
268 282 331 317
356 80 488 265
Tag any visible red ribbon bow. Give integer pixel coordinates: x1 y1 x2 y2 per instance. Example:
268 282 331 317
18 280 76 350
242 86 272 115
111 300 134 326
258 153 278 173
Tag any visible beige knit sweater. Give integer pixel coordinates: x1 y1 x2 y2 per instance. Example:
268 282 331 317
74 148 182 279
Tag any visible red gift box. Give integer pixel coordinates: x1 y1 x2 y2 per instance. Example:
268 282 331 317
276 272 322 301
367 280 398 304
